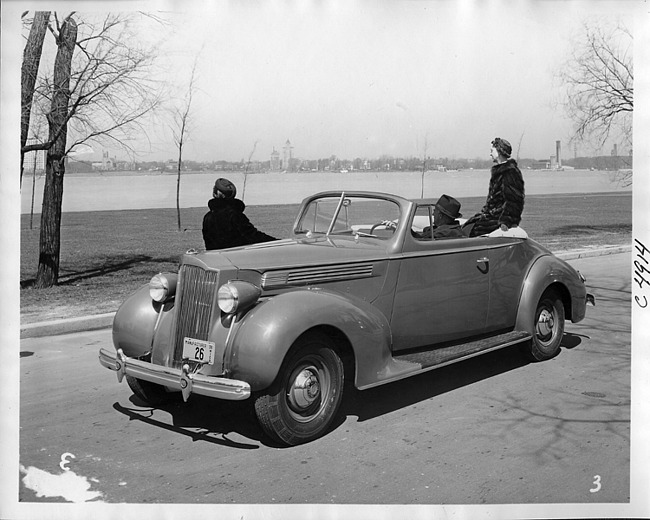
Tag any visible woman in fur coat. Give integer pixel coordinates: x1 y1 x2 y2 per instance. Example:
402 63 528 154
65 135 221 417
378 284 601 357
463 137 525 237
202 178 276 250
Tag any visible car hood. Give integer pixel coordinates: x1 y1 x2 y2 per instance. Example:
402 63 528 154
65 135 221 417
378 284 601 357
199 237 390 271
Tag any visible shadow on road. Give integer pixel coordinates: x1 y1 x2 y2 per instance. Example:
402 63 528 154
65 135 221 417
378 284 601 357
112 398 264 449
109 337 584 449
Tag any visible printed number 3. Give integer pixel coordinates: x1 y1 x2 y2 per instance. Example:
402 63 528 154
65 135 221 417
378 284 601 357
590 475 602 493
60 452 76 471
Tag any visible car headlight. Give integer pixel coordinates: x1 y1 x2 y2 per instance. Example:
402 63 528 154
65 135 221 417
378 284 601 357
149 273 177 303
217 281 262 314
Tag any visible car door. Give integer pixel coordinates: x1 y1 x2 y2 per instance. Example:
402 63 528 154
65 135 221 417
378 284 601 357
482 238 535 333
389 233 490 352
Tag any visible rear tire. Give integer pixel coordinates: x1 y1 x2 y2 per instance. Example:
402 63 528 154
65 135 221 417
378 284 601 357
254 332 344 446
126 375 174 405
525 288 565 361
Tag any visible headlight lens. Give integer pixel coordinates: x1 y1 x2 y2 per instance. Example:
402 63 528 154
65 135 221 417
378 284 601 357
217 284 239 313
217 281 261 314
149 273 176 302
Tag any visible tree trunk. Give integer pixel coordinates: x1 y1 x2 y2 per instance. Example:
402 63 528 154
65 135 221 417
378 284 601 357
176 148 182 231
21 11 50 188
35 16 77 289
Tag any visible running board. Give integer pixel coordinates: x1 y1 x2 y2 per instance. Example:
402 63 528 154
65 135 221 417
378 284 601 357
393 330 532 371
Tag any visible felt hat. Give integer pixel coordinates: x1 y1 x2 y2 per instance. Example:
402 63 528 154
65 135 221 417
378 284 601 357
491 137 512 158
435 194 462 219
213 178 236 198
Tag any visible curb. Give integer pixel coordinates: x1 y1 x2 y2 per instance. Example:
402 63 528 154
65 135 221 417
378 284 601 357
20 312 116 339
556 244 631 261
20 245 632 339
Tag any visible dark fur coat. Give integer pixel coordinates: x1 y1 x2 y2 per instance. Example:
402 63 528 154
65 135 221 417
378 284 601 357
202 197 275 250
468 159 525 236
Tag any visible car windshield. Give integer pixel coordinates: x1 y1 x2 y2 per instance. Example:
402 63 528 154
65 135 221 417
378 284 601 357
295 194 401 239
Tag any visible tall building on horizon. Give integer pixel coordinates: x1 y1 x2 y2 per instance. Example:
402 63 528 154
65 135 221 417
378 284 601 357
270 147 280 170
282 139 293 171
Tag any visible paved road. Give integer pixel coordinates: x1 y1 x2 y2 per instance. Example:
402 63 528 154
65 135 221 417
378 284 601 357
14 253 638 516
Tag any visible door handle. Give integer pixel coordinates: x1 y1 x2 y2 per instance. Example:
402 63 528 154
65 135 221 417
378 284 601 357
476 257 489 274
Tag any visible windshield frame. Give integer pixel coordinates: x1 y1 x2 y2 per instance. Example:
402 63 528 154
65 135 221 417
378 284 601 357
292 191 409 240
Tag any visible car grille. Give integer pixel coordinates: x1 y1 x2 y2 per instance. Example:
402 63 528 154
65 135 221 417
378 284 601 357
172 264 220 367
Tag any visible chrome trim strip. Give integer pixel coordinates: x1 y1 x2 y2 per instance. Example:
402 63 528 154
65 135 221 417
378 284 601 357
99 348 250 401
262 263 374 289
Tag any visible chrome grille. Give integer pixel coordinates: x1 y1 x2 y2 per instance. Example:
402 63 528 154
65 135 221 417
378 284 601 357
172 265 219 367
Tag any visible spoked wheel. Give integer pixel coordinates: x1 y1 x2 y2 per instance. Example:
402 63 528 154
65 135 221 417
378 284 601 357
126 375 175 406
525 288 565 361
254 332 344 446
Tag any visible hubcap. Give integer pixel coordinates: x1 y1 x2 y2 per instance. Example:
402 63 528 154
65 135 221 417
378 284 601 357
537 308 555 340
288 367 321 411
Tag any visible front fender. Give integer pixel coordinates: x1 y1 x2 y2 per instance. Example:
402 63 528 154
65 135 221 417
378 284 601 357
228 288 396 391
112 283 161 358
515 254 587 334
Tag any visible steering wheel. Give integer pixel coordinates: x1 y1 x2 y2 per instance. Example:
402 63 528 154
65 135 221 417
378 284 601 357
370 220 397 234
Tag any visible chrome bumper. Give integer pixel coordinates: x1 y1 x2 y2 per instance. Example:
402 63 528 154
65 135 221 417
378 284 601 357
98 348 251 402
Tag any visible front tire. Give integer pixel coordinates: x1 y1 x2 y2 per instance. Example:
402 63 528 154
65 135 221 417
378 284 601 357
126 375 174 405
254 332 344 446
525 288 565 361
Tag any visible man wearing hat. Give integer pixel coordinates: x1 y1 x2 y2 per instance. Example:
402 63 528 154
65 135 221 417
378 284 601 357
418 194 464 240
462 137 525 237
202 178 276 250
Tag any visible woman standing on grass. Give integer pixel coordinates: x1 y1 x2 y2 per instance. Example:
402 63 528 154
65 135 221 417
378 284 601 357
463 137 525 236
202 178 276 250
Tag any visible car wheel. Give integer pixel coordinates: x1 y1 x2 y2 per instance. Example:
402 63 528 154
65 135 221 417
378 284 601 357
525 288 565 361
254 332 344 446
126 375 174 405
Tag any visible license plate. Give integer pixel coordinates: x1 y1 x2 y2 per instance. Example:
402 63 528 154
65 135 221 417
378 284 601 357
182 337 215 365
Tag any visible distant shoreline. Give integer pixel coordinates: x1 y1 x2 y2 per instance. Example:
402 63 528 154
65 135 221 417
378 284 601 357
21 169 632 214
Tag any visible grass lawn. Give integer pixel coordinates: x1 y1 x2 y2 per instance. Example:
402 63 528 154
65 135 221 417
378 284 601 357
20 192 632 324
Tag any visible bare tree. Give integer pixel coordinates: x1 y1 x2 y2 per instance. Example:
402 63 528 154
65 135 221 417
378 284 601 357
242 139 260 202
171 57 199 231
420 133 429 199
20 10 50 187
34 14 77 289
557 20 633 154
22 12 164 288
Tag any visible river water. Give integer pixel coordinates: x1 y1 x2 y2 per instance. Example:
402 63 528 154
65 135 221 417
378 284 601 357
21 169 631 214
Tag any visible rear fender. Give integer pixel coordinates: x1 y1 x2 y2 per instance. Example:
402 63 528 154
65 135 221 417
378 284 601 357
515 255 587 334
228 288 400 391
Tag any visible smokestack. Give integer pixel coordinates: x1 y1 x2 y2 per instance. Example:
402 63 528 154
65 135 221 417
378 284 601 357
556 141 561 168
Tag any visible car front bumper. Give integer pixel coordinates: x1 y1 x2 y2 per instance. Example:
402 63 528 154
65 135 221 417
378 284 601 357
98 348 251 402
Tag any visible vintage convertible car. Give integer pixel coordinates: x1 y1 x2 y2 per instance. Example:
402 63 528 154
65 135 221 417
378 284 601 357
99 191 595 446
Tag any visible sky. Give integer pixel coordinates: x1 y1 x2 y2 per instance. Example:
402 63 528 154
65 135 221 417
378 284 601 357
141 0 637 163
2 0 642 164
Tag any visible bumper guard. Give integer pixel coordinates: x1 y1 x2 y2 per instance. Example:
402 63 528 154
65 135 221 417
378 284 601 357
98 348 251 402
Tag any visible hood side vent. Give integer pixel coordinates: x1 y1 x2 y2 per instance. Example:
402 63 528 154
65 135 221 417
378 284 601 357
261 263 374 290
